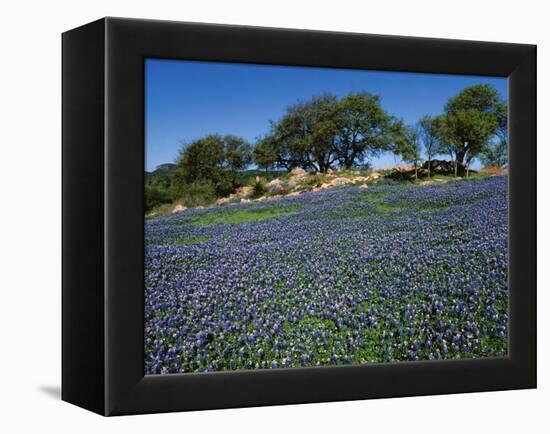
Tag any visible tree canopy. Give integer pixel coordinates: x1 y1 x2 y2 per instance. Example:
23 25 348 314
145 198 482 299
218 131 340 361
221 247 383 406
174 134 250 196
252 92 400 173
164 83 507 206
437 84 505 168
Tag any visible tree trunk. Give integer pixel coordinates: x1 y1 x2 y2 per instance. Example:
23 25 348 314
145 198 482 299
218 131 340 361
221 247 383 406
414 163 418 180
454 160 458 177
427 159 431 178
456 149 466 165
343 157 353 169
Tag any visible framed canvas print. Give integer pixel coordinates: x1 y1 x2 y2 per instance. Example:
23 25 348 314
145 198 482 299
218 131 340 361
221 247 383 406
62 17 536 416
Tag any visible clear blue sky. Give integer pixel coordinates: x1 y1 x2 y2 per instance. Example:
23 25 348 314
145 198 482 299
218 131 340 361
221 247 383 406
145 59 507 172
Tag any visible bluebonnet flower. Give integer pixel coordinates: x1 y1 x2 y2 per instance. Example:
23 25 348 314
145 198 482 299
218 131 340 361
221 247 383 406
144 176 508 374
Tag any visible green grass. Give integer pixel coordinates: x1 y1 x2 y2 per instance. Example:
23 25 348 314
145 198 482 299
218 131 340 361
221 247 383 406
361 189 392 201
237 169 287 185
375 202 406 213
145 235 211 247
146 202 177 218
190 205 299 226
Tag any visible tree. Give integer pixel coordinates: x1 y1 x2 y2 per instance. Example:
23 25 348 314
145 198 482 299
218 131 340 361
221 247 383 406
480 139 508 168
175 135 225 184
417 115 442 178
253 94 339 173
305 94 341 173
445 84 502 114
395 125 422 179
252 135 278 171
333 92 398 169
254 119 312 171
437 85 504 176
174 134 251 196
439 109 498 176
252 92 399 173
495 101 508 144
222 134 252 187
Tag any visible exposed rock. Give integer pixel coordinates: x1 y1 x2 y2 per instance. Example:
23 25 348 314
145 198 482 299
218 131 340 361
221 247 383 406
367 172 381 180
385 169 417 181
421 159 470 177
240 198 251 203
290 167 307 178
326 168 334 175
480 166 507 176
287 167 309 189
172 204 187 213
236 185 253 198
287 178 298 189
216 197 232 205
266 178 288 194
330 177 353 186
358 184 369 189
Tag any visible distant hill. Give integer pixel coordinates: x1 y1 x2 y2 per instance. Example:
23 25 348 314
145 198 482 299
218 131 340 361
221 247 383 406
149 163 176 175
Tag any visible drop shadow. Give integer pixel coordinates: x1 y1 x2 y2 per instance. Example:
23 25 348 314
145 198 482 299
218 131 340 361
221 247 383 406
38 385 61 400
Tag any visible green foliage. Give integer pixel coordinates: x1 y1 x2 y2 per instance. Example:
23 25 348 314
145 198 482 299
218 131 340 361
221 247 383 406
252 92 398 173
395 124 422 177
174 134 251 198
145 186 173 213
174 135 226 184
437 84 506 167
251 179 268 199
252 137 278 171
173 181 217 208
481 140 508 168
236 170 283 185
417 115 443 177
439 109 499 165
335 92 399 168
224 134 252 172
445 84 502 113
254 94 339 172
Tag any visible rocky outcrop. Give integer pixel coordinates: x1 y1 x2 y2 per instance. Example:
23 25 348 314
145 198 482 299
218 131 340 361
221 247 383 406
266 178 288 194
421 159 470 176
385 160 473 180
172 204 187 213
330 177 354 186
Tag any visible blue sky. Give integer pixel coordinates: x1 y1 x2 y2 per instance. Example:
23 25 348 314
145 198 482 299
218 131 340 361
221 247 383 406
145 59 507 172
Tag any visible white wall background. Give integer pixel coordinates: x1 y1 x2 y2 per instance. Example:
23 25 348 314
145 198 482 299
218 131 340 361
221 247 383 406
0 0 546 432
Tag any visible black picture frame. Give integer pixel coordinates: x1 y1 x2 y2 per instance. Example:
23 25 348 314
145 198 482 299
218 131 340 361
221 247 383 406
62 17 536 416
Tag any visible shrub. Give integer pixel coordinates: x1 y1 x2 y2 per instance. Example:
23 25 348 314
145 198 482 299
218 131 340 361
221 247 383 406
145 186 173 212
251 180 268 199
213 177 235 198
174 182 217 208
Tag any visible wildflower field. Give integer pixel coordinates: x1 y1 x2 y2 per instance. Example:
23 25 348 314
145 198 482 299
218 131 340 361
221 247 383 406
144 176 508 374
